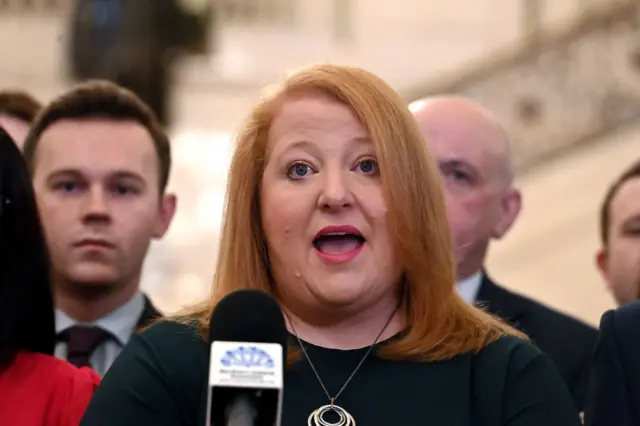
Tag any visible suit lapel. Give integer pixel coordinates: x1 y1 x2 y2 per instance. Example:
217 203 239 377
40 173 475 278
135 295 163 331
613 303 640 420
475 273 525 325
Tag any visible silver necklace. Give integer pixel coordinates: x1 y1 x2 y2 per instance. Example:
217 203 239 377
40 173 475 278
286 308 398 426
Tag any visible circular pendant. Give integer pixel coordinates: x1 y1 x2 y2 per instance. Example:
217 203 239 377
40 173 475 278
308 404 356 426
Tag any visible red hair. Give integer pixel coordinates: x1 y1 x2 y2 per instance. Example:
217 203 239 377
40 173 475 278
178 64 524 361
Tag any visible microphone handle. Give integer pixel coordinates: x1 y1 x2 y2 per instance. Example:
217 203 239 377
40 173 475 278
225 395 258 426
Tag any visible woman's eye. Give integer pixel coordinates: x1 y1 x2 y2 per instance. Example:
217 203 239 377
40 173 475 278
287 162 313 179
357 158 379 175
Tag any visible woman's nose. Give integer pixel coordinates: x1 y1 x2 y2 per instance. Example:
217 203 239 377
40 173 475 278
317 170 354 211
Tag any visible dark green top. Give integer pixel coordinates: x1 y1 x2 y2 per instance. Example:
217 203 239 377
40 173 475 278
80 321 582 426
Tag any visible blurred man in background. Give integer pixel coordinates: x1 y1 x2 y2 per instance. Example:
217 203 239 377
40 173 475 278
0 90 42 150
596 160 640 306
67 0 213 126
411 96 598 410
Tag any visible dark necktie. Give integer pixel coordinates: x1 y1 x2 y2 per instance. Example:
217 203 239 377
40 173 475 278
59 325 112 368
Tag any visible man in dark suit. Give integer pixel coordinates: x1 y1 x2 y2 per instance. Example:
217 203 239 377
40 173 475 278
594 160 640 306
411 96 598 410
584 301 640 426
584 160 640 425
23 81 177 375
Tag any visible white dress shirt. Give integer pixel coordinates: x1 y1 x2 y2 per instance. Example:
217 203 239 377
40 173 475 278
55 292 144 376
455 271 483 304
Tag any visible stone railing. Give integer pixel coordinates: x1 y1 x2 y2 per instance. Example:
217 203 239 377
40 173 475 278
216 0 295 26
0 0 296 26
404 0 640 171
0 0 68 13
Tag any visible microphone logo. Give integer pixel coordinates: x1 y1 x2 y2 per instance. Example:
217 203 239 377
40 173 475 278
210 341 284 390
221 346 275 368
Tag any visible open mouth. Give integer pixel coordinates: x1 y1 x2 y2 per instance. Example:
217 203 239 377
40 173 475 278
313 229 366 256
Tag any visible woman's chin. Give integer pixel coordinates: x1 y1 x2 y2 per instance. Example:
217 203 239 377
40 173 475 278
310 285 373 309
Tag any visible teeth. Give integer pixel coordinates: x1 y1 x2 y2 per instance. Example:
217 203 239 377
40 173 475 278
320 232 363 237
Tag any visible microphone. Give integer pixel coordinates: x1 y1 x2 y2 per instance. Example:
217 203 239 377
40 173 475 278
206 290 288 426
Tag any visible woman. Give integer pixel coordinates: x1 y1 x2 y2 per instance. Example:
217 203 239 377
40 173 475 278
80 65 581 425
0 127 100 426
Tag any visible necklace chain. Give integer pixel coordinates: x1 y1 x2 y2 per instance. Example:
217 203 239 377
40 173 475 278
286 307 398 405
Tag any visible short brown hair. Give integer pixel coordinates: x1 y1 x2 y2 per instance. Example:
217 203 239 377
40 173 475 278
23 80 171 191
0 90 42 123
600 160 640 246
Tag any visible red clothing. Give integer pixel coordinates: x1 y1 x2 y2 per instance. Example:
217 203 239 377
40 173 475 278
0 351 100 426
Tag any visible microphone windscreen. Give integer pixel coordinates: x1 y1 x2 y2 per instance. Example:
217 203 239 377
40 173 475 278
208 289 288 363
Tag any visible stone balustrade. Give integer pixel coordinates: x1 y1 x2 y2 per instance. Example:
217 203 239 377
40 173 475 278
405 0 640 171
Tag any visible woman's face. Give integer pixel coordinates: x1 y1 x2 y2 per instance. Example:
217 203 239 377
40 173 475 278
260 94 402 317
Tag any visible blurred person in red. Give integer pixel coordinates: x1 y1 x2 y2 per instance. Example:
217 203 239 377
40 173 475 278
411 96 598 411
595 160 640 306
0 127 100 426
0 90 42 150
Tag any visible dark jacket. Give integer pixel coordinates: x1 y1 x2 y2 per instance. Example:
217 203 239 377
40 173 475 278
477 274 599 411
136 295 163 330
584 301 640 426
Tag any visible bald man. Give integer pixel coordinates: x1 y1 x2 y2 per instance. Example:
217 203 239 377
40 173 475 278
411 96 598 411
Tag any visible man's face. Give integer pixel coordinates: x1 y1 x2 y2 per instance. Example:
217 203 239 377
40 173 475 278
597 177 640 305
426 132 517 278
32 119 176 294
413 101 521 279
0 114 31 150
